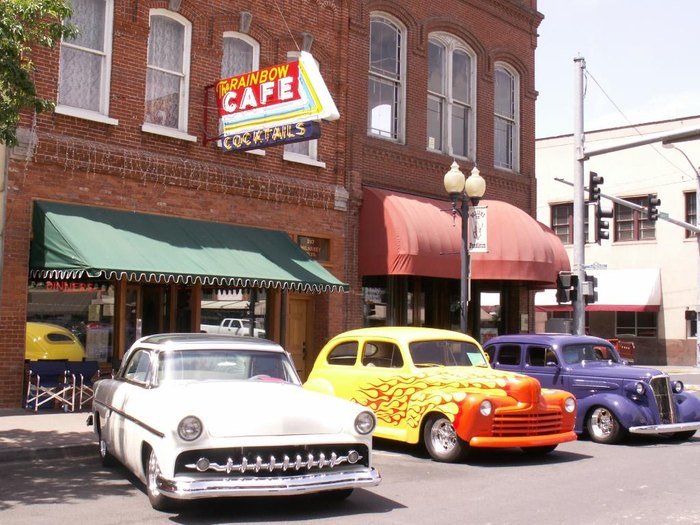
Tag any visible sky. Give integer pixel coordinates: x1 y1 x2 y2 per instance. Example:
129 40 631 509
535 0 700 138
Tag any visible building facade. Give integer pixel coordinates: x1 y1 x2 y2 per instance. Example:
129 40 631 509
1 0 566 408
535 115 700 365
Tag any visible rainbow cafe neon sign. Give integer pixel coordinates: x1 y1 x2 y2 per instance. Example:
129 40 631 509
215 51 339 152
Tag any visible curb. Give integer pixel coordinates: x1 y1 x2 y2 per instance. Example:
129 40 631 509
0 443 96 465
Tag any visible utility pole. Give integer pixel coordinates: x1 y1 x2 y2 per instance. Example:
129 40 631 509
572 57 587 335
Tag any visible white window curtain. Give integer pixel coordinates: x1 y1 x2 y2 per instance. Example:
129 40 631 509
221 33 258 78
144 12 190 130
58 0 111 113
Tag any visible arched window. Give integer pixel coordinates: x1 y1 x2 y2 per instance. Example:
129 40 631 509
143 9 193 139
427 33 475 158
57 0 116 124
368 13 405 141
221 32 259 78
494 63 520 171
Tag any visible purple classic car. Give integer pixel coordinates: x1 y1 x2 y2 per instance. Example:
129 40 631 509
483 334 700 444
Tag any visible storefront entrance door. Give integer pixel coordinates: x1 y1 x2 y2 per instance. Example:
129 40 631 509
288 297 310 380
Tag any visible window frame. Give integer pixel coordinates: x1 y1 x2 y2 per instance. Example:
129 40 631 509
283 51 325 167
56 0 117 125
685 191 697 240
426 32 475 160
614 197 656 242
141 8 196 142
494 62 520 172
219 31 264 155
615 311 657 338
550 202 589 244
367 12 406 143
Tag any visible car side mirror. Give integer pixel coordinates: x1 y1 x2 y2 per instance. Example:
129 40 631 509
545 361 559 368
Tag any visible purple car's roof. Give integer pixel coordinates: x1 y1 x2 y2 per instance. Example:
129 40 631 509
483 333 613 348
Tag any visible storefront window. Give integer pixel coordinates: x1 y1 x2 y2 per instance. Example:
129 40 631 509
200 288 267 336
27 280 115 361
362 284 387 327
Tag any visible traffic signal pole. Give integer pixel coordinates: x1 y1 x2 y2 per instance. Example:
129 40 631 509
571 56 700 340
573 57 587 335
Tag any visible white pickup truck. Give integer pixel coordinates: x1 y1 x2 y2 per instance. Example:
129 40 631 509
199 318 266 338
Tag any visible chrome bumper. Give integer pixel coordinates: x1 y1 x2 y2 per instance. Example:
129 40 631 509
156 467 381 499
629 421 700 434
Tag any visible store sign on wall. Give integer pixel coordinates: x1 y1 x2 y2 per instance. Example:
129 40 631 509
297 235 330 262
215 51 339 151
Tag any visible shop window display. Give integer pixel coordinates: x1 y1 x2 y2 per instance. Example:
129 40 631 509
27 281 114 362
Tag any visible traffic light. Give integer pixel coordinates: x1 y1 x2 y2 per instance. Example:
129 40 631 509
646 194 661 221
583 273 598 305
556 271 578 303
589 171 604 203
596 205 613 243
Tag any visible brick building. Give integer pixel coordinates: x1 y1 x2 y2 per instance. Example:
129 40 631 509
1 0 566 408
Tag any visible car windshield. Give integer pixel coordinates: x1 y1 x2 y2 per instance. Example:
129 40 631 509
409 340 488 367
156 349 301 385
561 344 620 365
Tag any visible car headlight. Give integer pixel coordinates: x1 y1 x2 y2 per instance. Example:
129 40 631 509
479 400 492 416
634 382 645 395
354 411 376 435
178 416 203 441
672 380 684 393
564 397 576 413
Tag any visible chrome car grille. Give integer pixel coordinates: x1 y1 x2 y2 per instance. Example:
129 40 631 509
492 410 563 437
175 444 370 476
650 376 677 424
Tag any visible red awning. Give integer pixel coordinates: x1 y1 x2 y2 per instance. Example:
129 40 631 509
359 187 569 285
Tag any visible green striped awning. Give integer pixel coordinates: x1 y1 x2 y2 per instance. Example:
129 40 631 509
29 201 348 293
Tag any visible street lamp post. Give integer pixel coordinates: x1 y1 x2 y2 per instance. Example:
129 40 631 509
663 143 700 368
443 161 486 334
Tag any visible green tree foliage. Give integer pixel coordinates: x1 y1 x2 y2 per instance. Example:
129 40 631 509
0 0 76 146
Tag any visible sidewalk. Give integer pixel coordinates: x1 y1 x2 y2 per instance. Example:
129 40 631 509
1 366 699 465
0 408 96 464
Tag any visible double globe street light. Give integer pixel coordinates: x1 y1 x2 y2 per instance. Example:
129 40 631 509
443 161 486 334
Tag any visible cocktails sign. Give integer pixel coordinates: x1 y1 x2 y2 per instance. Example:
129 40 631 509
215 51 339 151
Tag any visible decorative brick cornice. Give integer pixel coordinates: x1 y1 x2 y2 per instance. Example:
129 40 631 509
30 132 338 210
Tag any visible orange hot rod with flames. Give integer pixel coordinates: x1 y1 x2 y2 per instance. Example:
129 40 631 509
304 327 577 462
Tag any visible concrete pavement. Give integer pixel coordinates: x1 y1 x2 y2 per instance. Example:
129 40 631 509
1 366 699 465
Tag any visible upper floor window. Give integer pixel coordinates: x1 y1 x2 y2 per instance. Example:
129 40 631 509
686 191 697 239
219 32 261 153
143 9 192 138
494 63 519 171
615 197 656 242
284 51 324 167
550 203 588 244
221 32 258 78
57 0 115 123
368 13 405 141
427 34 474 158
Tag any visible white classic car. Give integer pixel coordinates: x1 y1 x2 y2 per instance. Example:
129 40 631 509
88 333 381 511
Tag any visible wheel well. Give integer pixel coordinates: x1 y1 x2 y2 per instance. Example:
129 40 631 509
419 411 442 443
141 443 152 478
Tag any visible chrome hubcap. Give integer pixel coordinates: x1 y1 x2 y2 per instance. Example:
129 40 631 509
591 408 614 437
431 419 457 452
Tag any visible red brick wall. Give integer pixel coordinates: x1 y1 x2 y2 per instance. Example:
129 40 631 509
341 0 542 327
0 0 542 406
